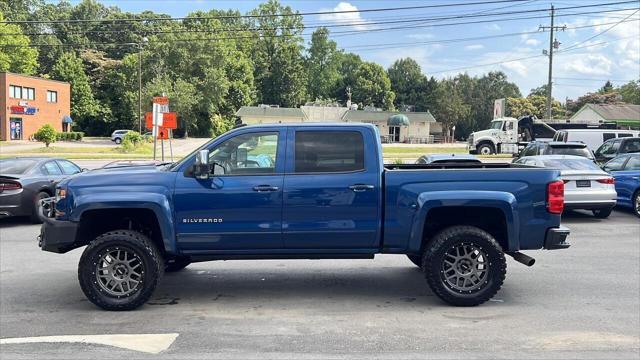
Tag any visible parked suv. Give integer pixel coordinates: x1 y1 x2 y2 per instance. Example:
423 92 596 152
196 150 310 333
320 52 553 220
517 141 594 160
110 130 131 144
594 137 640 164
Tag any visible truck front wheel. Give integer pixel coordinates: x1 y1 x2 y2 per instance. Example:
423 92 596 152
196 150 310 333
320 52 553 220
423 225 506 306
477 143 495 155
78 230 164 311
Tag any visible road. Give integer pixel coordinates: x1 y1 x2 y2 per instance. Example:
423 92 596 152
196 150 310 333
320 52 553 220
0 210 638 359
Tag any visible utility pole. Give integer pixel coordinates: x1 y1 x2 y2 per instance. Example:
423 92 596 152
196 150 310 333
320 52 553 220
539 5 566 120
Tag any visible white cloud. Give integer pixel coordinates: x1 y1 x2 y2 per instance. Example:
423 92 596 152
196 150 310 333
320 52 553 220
485 23 501 31
501 61 529 77
525 38 540 46
318 2 373 31
407 33 435 40
464 44 484 51
564 54 613 76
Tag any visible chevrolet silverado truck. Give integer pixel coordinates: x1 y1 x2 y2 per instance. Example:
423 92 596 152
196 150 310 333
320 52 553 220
38 123 570 311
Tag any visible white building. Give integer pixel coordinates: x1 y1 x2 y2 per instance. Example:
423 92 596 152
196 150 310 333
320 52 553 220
235 105 442 143
569 103 640 129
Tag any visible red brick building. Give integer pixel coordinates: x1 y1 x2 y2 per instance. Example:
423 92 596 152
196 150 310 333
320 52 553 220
1 72 71 141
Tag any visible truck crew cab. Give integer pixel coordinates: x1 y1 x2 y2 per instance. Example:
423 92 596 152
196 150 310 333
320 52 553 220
39 123 570 310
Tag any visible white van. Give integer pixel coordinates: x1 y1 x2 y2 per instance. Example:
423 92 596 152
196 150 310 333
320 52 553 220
553 129 639 151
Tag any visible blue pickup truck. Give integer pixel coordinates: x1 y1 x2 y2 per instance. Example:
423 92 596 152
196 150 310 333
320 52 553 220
38 123 570 310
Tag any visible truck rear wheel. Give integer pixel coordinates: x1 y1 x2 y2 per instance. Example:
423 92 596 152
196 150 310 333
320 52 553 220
423 225 506 306
78 230 164 311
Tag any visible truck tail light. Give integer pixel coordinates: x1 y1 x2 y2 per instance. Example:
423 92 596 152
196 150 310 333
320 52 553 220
0 181 22 192
547 180 564 214
596 178 615 185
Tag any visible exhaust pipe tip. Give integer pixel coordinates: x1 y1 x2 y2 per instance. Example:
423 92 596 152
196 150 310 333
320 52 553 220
507 252 535 267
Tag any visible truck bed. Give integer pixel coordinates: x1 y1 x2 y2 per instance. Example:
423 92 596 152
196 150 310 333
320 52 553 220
384 162 521 170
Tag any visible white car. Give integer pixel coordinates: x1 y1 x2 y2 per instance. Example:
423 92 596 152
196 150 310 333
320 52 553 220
110 129 131 144
514 155 617 218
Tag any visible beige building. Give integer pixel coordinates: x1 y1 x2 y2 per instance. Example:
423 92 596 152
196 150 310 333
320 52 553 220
569 103 640 129
235 105 442 143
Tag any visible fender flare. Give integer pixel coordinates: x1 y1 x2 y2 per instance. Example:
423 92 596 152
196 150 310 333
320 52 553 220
408 190 519 252
70 193 176 254
475 138 496 150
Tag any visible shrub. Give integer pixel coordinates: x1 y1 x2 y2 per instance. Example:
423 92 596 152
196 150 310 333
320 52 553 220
120 131 144 152
33 124 57 147
55 132 84 141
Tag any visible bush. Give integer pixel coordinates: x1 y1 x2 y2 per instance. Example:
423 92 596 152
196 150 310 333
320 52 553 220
55 131 84 141
120 131 145 153
33 124 57 147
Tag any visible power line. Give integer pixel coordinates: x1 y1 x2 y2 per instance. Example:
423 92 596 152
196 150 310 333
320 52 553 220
559 8 639 52
553 77 637 82
0 0 537 24
1 0 636 26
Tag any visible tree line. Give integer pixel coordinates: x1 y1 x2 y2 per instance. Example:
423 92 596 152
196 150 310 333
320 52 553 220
1 0 638 139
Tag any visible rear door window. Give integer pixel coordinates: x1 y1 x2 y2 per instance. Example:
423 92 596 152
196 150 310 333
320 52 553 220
57 160 81 175
294 131 365 173
620 139 640 153
624 156 640 170
42 161 63 175
618 133 633 138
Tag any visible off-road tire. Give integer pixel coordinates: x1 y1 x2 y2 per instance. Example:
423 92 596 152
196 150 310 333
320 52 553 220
407 255 423 268
592 208 612 218
30 191 49 224
165 257 191 272
423 225 506 306
477 143 495 155
78 230 164 311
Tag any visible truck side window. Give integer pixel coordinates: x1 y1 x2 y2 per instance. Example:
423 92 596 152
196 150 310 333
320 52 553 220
295 131 364 173
603 133 615 141
209 132 278 175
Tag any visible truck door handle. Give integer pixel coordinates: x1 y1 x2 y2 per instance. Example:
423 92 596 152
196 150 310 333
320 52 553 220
349 184 374 192
253 185 279 192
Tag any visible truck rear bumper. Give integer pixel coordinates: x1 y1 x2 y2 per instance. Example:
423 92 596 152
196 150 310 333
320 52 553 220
544 226 571 250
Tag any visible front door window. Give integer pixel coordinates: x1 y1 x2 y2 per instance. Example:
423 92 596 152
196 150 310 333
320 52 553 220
389 126 400 142
10 118 22 140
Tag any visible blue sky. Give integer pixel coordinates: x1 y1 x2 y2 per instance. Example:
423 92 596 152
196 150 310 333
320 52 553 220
70 0 639 101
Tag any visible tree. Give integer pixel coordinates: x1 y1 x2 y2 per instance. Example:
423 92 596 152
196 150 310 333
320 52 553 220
432 79 470 139
250 0 307 107
598 80 614 94
472 71 521 130
0 11 39 74
50 51 102 133
387 58 427 110
529 84 549 97
33 124 57 147
306 27 340 101
617 80 640 105
506 97 536 118
352 62 395 110
144 75 201 138
332 52 363 102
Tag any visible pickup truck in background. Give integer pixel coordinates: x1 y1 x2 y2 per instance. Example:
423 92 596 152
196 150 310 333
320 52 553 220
38 123 570 311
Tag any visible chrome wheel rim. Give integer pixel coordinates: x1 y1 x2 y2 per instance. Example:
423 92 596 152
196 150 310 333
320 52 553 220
95 248 144 297
442 243 489 293
480 147 491 155
635 194 640 216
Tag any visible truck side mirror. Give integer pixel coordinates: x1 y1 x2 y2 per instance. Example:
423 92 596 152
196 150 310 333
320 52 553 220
193 149 211 180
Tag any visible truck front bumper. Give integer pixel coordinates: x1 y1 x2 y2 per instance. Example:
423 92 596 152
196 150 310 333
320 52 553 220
37 199 79 254
544 226 571 250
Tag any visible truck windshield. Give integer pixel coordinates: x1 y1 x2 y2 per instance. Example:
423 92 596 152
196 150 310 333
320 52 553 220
490 121 503 130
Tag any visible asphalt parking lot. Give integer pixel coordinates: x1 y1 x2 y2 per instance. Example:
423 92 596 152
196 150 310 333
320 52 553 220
0 209 638 359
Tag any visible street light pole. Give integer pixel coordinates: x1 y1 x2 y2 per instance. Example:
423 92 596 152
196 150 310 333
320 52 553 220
138 43 142 133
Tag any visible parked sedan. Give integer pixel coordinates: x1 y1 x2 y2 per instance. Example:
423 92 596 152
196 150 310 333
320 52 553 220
515 155 616 218
0 158 81 223
416 154 481 164
518 141 595 161
603 153 640 217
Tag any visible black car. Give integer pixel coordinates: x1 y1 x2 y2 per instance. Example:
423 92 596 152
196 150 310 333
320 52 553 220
0 158 81 223
594 137 640 164
518 141 594 160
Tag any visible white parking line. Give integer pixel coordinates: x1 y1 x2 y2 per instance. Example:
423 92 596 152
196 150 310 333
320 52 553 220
0 333 179 354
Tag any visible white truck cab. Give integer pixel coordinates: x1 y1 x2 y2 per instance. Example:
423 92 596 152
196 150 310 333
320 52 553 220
468 116 557 155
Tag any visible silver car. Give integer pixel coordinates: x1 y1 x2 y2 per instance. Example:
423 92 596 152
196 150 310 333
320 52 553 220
110 129 131 144
515 155 617 218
